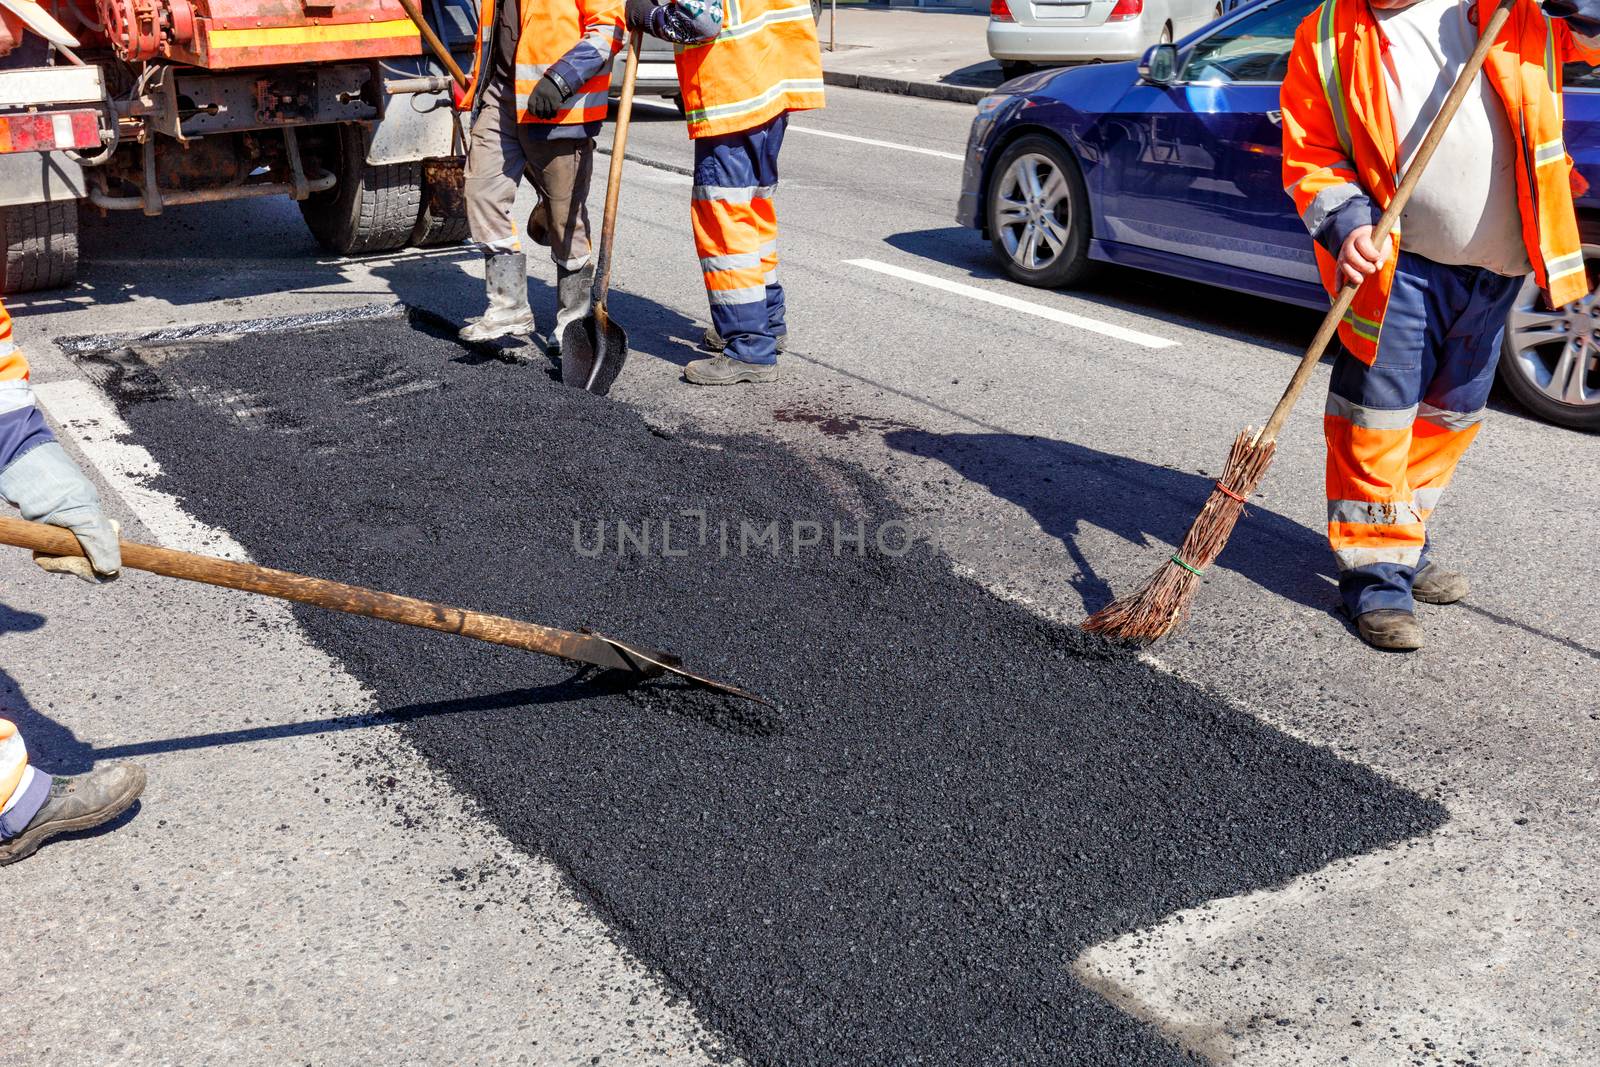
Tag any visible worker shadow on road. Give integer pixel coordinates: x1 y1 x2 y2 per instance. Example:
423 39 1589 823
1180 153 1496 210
881 428 1338 615
0 602 100 776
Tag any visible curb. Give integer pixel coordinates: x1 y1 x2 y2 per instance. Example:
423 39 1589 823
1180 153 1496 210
822 69 991 104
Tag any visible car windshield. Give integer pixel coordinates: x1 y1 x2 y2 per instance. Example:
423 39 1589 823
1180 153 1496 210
1181 0 1322 84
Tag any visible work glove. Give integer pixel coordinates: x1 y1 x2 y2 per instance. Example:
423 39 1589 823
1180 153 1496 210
0 442 121 582
626 0 663 34
531 73 568 120
1544 0 1600 37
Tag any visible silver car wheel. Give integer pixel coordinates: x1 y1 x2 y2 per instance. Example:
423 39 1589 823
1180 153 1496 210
1503 243 1600 409
993 153 1072 273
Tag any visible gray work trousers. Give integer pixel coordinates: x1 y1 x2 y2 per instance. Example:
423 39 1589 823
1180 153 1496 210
464 74 595 270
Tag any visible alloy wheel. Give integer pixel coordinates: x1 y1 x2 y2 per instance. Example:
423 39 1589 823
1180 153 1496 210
1502 244 1600 411
993 153 1073 273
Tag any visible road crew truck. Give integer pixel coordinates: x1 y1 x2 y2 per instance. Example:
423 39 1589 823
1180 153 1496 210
0 0 474 292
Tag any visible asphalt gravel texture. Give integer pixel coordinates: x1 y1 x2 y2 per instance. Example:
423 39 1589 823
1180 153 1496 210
90 311 1448 1065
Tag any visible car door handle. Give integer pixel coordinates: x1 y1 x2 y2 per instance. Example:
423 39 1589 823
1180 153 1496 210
1266 109 1283 126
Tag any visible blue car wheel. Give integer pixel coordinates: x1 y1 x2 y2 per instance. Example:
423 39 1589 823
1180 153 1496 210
987 134 1097 289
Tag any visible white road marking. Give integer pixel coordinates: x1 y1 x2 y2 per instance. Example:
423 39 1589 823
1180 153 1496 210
846 259 1180 350
787 125 965 161
32 379 250 559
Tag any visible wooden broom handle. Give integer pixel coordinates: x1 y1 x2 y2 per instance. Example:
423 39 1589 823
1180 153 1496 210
593 30 643 334
1257 0 1517 445
0 514 648 672
396 0 471 91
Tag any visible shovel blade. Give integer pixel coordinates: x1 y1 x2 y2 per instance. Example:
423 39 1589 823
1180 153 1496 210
559 314 629 396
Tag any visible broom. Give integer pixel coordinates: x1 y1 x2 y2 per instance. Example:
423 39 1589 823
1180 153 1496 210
1083 0 1518 643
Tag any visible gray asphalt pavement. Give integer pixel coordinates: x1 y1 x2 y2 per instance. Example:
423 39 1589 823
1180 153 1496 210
3 85 1597 1064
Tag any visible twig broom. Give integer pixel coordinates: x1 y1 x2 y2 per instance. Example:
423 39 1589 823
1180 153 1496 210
1083 0 1517 643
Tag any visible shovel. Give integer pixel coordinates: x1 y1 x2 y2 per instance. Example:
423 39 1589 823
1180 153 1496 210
0 514 768 704
560 30 644 396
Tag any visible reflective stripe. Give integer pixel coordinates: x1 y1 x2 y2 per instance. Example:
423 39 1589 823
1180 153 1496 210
1333 545 1424 570
1546 14 1558 95
1416 402 1486 432
1340 308 1381 344
763 269 778 285
758 239 778 257
1412 486 1443 512
752 184 777 200
1303 180 1363 233
700 251 763 272
1328 498 1425 526
556 252 592 270
0 339 14 358
1325 393 1417 429
1545 250 1586 283
1314 0 1355 158
685 78 825 125
692 184 755 203
0 379 34 416
515 63 548 82
685 1 813 47
1534 137 1565 166
707 286 767 305
482 235 521 253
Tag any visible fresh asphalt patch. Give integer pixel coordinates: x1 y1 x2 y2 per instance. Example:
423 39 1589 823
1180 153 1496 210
78 310 1447 1065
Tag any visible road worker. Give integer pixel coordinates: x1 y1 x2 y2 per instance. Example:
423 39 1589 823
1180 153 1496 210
0 0 145 869
1281 0 1600 650
625 0 823 384
457 0 625 343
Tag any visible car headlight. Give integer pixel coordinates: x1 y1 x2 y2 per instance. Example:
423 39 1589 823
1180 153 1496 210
976 95 1010 118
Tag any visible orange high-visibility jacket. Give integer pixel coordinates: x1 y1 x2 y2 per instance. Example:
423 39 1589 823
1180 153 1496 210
463 0 625 126
675 0 824 139
1281 0 1598 362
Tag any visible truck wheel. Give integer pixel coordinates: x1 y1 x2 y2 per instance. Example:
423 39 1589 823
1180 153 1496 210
300 125 424 255
0 201 79 294
411 204 470 247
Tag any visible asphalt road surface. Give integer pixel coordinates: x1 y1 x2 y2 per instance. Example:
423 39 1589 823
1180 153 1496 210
4 86 1597 1065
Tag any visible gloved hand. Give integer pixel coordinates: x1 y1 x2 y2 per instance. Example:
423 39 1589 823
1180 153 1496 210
1544 0 1600 36
626 0 662 34
0 442 121 582
531 74 568 120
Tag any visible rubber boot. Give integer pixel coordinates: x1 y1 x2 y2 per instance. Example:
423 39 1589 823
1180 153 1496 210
1412 562 1469 605
461 252 535 343
0 763 147 866
704 325 787 354
1355 609 1424 651
555 262 595 341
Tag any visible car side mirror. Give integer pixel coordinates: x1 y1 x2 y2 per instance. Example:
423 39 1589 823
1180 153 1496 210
1139 44 1179 85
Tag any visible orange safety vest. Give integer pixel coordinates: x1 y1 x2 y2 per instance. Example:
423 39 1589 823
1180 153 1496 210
0 300 28 400
462 0 624 126
1281 0 1598 362
674 0 824 139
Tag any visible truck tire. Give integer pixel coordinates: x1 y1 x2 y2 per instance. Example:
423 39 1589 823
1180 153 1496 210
0 201 79 294
300 125 424 255
411 205 470 247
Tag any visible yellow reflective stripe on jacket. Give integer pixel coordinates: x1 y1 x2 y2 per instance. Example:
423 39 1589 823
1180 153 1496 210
1313 0 1354 159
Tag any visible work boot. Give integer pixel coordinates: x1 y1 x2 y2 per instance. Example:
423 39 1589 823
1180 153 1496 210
555 262 595 340
684 354 780 386
703 325 787 354
0 763 146 866
460 252 535 343
1412 562 1470 605
1355 609 1424 651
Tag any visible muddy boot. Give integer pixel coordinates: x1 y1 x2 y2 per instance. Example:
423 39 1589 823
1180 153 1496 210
555 262 595 341
1412 562 1469 605
460 252 535 343
0 763 146 866
704 325 787 354
1355 609 1424 651
685 354 780 386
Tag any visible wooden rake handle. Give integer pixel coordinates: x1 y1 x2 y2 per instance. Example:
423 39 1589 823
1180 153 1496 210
593 30 644 335
1257 0 1517 446
0 514 652 674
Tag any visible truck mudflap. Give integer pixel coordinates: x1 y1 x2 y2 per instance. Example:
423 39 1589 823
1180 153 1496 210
0 64 107 207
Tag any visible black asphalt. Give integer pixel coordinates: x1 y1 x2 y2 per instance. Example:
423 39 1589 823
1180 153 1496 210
90 311 1447 1066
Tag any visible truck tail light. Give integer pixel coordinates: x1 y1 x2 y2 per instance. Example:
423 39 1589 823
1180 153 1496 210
0 111 101 155
990 0 1014 21
1108 0 1143 19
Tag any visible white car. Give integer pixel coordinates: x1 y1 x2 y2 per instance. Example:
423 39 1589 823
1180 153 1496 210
987 0 1223 76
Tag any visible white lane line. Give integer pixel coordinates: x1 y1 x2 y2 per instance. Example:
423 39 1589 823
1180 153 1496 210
32 379 250 559
846 259 1180 350
788 126 965 161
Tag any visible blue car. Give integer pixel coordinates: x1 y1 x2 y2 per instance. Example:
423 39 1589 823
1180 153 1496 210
957 0 1600 431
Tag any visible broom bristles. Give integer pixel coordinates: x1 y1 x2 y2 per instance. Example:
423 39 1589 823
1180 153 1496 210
1082 429 1277 644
